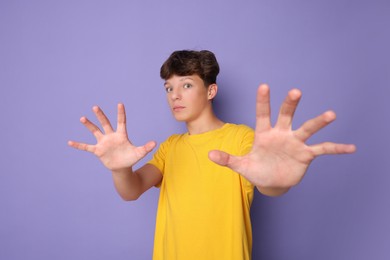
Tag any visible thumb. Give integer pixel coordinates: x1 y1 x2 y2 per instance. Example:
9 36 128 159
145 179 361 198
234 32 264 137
143 141 157 153
208 150 237 167
136 141 157 158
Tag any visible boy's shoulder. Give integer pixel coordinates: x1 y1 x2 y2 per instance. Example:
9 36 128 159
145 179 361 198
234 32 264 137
162 123 254 145
224 123 254 135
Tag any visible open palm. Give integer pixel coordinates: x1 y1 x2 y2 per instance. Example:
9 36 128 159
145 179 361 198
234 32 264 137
209 84 356 191
68 104 156 171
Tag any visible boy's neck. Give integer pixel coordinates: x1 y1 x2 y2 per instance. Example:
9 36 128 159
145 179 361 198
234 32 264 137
186 116 225 135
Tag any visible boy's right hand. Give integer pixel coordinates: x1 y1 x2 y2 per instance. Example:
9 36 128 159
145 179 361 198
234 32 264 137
68 103 156 171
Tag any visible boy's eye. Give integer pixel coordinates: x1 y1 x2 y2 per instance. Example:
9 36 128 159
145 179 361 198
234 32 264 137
165 87 173 93
183 83 192 89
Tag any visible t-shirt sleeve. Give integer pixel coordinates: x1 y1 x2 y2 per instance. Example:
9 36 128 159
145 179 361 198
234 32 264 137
147 135 174 176
238 125 256 191
239 125 254 156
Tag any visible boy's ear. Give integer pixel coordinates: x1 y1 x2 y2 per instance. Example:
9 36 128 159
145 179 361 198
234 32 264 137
208 84 218 100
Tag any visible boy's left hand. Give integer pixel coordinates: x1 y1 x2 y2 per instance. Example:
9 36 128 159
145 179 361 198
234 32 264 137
208 84 356 195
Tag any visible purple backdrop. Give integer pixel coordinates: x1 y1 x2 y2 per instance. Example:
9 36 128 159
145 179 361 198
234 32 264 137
1 1 389 259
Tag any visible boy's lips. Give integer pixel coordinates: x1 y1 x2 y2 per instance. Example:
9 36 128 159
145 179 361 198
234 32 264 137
173 106 185 112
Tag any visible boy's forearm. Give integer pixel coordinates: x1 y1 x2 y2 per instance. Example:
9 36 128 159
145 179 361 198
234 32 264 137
112 168 143 201
256 186 290 197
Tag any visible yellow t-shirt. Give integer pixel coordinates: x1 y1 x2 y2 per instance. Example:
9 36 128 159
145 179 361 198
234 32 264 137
148 123 255 260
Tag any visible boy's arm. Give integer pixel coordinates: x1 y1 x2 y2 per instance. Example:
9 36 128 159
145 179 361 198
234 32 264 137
111 164 162 201
209 84 356 197
68 103 160 200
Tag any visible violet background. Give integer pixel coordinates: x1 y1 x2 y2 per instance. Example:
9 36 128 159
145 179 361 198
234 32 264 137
1 0 389 259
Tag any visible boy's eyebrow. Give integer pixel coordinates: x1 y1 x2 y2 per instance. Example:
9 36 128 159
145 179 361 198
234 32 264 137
180 76 194 81
164 76 194 86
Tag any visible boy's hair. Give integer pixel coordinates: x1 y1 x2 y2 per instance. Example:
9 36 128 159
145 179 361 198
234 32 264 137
160 50 220 87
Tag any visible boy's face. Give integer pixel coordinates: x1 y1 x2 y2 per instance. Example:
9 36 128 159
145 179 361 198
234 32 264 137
164 74 213 123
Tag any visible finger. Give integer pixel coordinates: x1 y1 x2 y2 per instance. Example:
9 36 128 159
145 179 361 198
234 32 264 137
144 141 157 153
80 116 103 139
295 111 336 141
310 142 357 156
208 150 242 171
129 141 157 165
116 103 127 133
68 140 96 153
93 106 114 134
136 141 157 157
255 84 272 132
275 88 302 130
208 150 231 166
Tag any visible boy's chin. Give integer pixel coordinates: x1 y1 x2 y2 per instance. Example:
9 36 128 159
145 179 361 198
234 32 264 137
171 114 188 122
174 118 187 122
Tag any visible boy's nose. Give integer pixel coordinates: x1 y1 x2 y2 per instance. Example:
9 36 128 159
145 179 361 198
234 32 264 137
171 88 182 100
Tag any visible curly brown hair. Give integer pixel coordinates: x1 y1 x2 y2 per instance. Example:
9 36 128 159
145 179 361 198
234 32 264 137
160 50 220 87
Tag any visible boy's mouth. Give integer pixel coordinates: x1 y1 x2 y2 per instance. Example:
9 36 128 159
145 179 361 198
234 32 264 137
173 106 185 112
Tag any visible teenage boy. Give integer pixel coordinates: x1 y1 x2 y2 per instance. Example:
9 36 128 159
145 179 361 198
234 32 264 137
68 50 356 260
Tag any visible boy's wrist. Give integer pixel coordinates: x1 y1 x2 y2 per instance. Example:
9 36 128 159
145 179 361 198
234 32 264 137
112 167 133 176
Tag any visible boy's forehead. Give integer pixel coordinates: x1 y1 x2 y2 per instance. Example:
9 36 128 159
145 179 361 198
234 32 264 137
164 74 200 84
